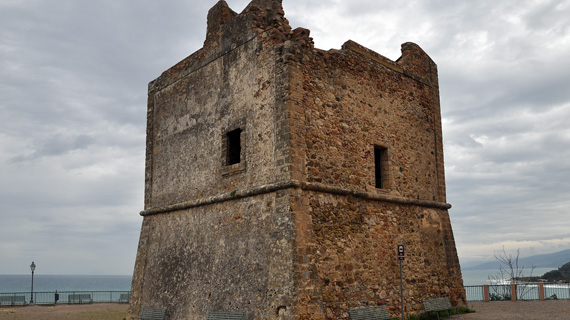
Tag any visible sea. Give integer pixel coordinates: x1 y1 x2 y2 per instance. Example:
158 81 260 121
0 269 560 293
0 275 132 293
461 267 555 286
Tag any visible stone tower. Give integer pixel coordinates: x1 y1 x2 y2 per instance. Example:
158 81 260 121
128 0 465 319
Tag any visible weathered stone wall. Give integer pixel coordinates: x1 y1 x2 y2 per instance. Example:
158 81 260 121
130 1 297 319
290 190 463 319
146 34 281 208
286 39 444 202
283 29 464 318
130 0 465 319
132 192 295 320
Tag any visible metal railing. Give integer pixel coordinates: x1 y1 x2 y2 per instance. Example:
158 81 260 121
0 291 130 305
464 285 485 301
544 284 570 300
464 283 570 301
4 285 569 305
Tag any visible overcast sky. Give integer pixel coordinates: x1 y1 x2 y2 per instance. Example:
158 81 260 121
1 0 569 275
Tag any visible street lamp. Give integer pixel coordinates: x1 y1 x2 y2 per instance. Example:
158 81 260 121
30 261 36 304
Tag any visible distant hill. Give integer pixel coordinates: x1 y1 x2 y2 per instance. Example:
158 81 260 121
464 249 570 270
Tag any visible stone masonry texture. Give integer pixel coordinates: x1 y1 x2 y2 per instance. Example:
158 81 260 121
128 1 466 319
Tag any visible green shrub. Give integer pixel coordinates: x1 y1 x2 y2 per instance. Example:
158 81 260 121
546 293 558 300
404 306 474 320
490 293 511 301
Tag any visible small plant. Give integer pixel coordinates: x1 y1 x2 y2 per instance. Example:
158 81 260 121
405 312 445 320
458 306 475 314
405 314 420 320
490 292 511 301
546 293 558 300
488 247 535 300
230 189 237 196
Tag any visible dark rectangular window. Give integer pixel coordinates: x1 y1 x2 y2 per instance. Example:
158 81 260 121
374 146 387 188
226 128 242 165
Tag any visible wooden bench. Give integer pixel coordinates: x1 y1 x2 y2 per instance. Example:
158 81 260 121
68 293 93 304
119 293 130 303
349 305 398 320
134 307 166 320
207 311 245 320
0 295 27 306
423 297 459 320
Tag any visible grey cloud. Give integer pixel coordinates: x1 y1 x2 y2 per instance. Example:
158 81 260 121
524 1 570 32
1 0 569 274
10 134 95 162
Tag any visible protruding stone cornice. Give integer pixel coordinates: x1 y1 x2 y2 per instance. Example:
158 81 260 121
141 180 451 216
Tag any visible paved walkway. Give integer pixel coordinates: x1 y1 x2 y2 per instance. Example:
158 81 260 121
2 300 570 319
462 300 570 320
0 303 128 320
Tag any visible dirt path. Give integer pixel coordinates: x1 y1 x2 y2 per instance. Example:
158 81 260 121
462 300 570 320
2 300 570 319
0 303 129 320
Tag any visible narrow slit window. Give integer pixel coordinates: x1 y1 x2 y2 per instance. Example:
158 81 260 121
226 128 242 165
374 146 387 189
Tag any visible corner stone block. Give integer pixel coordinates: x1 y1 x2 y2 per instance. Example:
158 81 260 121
398 42 438 84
